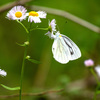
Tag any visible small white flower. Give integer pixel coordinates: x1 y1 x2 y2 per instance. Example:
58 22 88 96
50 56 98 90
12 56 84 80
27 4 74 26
84 59 94 67
27 11 47 23
6 6 27 21
0 69 7 77
95 65 100 77
49 19 56 32
45 19 56 39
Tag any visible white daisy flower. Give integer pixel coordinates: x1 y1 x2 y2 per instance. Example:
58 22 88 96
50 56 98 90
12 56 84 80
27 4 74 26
95 65 100 77
27 11 47 23
6 6 27 21
0 69 7 77
45 19 56 39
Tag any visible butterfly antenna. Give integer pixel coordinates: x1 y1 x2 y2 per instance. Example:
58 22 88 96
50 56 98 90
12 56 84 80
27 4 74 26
56 20 68 32
56 24 60 32
61 20 68 32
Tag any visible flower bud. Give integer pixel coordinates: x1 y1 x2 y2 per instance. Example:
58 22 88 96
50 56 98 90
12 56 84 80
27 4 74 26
24 41 29 45
26 55 30 59
84 59 94 67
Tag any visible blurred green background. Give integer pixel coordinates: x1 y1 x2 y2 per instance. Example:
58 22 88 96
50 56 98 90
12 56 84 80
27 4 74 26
0 0 100 100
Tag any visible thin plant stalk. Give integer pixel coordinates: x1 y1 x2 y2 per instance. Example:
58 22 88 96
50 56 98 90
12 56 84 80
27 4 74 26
18 21 45 100
19 45 28 100
30 27 48 31
17 20 30 100
89 67 99 84
94 85 98 100
89 67 100 100
16 20 29 33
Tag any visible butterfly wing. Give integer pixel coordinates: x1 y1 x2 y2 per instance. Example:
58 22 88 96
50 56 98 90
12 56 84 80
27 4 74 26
61 34 81 60
52 37 71 64
52 34 81 64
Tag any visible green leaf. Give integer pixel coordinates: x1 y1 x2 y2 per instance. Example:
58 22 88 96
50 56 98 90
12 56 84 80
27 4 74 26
16 42 25 47
96 90 100 94
0 84 20 91
27 58 41 64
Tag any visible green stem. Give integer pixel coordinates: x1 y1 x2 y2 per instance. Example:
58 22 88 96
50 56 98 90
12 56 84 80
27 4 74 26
93 84 100 100
89 67 100 100
89 67 99 84
16 20 29 33
19 22 31 100
30 28 48 31
94 88 97 100
19 45 28 100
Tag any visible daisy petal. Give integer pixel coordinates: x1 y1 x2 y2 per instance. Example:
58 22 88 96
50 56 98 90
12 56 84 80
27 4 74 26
28 16 41 23
37 11 47 18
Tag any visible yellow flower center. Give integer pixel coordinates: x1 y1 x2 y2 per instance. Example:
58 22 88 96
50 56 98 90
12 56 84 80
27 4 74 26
15 11 22 18
59 35 62 37
29 11 39 17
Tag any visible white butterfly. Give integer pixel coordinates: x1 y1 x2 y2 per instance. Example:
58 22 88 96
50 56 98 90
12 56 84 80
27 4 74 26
52 31 81 64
